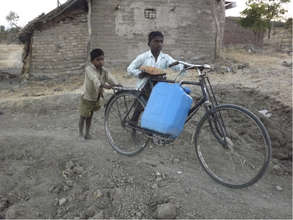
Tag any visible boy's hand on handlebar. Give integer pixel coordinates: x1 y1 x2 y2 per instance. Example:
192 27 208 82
103 83 123 89
103 84 112 89
169 61 191 69
168 61 179 68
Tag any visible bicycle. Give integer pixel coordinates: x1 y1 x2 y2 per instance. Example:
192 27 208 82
104 61 272 189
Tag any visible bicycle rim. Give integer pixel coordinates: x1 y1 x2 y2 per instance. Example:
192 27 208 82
195 104 271 188
104 92 149 156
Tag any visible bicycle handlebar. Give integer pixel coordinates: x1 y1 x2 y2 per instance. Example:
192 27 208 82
170 61 212 81
169 60 211 71
168 61 179 68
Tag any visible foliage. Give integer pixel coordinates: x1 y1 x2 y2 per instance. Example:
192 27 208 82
239 0 291 41
6 11 20 29
240 2 268 32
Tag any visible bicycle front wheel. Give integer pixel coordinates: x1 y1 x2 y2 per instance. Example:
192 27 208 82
195 104 271 188
104 91 149 156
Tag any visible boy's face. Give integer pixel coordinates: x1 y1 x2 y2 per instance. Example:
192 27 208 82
149 36 164 53
91 55 104 69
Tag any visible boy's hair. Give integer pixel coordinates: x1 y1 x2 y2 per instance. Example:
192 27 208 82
90 48 104 61
148 31 164 45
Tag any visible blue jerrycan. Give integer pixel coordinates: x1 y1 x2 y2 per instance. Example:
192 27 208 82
141 82 192 137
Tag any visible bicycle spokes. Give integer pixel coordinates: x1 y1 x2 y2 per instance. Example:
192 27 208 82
104 92 149 156
195 105 271 188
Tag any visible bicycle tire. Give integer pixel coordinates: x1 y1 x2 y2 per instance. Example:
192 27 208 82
195 104 272 188
104 91 149 156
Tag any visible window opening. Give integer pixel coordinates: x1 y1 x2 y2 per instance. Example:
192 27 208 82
144 8 156 19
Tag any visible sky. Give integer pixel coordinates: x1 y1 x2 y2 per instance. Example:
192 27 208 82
226 0 293 18
0 0 292 28
0 0 67 28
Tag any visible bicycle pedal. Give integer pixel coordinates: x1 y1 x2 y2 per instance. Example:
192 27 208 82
152 138 166 146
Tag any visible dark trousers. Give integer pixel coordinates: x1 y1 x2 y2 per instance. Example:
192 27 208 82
131 81 155 123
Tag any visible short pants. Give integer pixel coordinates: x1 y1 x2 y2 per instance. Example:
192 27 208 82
80 96 101 118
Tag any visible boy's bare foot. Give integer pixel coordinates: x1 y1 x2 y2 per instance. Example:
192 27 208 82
84 134 92 140
78 133 84 141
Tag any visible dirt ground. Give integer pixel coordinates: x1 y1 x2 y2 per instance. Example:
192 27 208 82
0 44 292 219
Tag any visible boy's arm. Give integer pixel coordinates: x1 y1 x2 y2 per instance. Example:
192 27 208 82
166 54 185 73
105 71 118 86
127 54 144 77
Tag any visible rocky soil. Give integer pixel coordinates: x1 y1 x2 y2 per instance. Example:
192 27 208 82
0 46 292 219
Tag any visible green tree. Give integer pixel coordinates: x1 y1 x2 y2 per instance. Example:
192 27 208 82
261 0 290 39
6 11 20 29
240 0 290 43
239 2 267 46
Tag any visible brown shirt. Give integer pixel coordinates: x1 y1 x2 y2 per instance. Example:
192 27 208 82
82 63 117 101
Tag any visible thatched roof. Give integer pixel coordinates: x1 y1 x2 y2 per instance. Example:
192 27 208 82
19 0 87 42
225 1 236 10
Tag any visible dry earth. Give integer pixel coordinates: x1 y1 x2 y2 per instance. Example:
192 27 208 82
0 44 292 219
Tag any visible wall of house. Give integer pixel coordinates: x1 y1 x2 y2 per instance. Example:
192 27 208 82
90 0 225 68
30 10 88 75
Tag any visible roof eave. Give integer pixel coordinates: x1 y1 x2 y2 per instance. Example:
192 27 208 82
19 0 86 43
225 1 236 10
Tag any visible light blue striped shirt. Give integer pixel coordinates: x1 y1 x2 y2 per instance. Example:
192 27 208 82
127 50 184 89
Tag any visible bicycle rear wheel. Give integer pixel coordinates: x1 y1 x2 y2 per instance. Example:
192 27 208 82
104 91 149 156
195 104 271 188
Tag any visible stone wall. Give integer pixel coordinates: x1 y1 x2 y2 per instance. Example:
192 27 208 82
223 17 264 46
90 0 225 68
0 31 21 44
30 10 88 75
268 26 292 53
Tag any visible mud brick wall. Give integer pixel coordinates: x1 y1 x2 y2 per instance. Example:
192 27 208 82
0 32 21 44
223 17 263 46
90 0 225 67
30 11 88 75
270 27 292 52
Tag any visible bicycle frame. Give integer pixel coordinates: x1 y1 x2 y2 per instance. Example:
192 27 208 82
105 64 272 188
109 63 228 142
147 67 229 145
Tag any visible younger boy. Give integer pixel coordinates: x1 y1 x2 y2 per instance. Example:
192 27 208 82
79 48 118 139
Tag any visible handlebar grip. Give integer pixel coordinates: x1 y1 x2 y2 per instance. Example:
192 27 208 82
168 61 179 68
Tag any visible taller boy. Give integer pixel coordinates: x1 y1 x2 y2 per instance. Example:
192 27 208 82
127 31 185 124
127 31 184 91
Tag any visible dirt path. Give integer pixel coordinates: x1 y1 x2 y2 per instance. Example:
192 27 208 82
0 47 292 218
0 85 292 218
